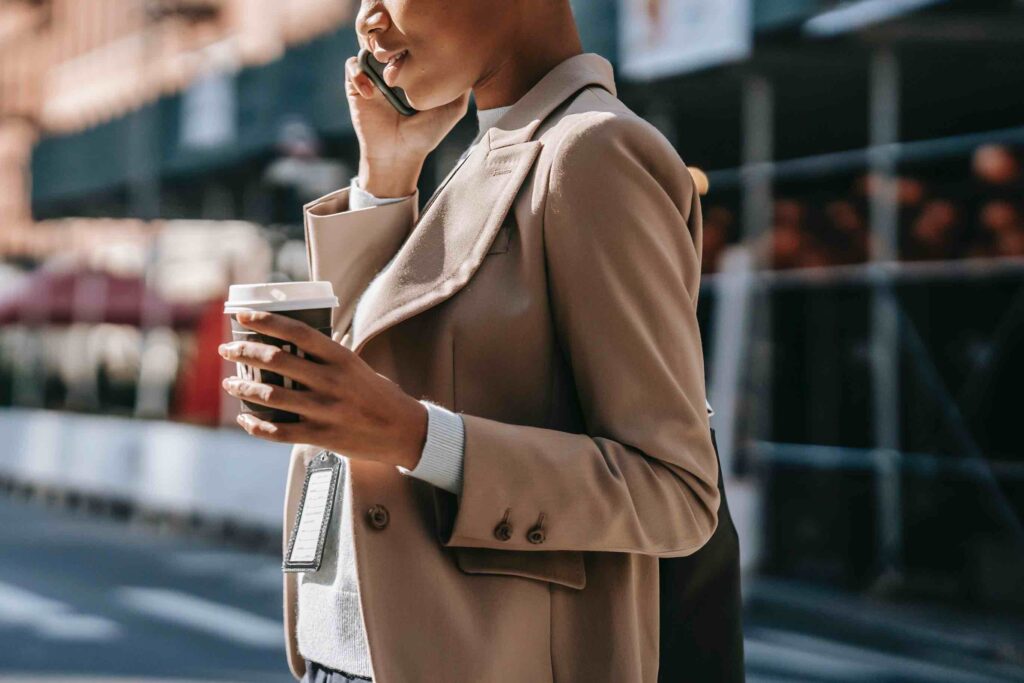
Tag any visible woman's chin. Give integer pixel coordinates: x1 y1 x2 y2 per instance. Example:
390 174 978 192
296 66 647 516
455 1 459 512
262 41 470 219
401 79 462 112
401 91 422 110
403 89 440 112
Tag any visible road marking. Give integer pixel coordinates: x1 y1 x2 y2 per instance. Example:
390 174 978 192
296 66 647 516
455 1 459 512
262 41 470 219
115 587 282 649
0 581 119 641
169 551 282 590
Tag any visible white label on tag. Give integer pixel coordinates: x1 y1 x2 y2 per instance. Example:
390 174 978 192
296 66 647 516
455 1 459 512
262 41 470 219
288 469 334 564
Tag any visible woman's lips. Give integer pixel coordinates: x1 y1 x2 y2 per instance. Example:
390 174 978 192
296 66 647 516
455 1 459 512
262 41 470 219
383 50 408 87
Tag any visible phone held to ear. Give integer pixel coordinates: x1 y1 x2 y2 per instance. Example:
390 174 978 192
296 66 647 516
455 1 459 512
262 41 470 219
358 47 418 116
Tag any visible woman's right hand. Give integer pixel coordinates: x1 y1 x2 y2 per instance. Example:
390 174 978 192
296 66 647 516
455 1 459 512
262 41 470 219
344 55 470 198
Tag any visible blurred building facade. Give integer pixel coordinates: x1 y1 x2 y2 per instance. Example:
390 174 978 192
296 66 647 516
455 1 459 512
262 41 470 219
0 0 352 259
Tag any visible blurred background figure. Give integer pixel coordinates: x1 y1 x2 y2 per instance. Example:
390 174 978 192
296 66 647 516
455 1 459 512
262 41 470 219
262 115 349 226
1 1 1023 682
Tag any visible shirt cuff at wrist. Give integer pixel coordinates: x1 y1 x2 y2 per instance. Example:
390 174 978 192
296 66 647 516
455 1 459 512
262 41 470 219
349 175 415 210
396 400 465 495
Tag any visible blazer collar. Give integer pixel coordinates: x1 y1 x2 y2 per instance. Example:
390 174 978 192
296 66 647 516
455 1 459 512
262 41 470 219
347 52 617 355
484 51 617 148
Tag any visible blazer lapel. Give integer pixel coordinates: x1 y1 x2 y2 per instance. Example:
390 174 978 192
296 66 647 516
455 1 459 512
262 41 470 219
346 52 619 355
349 126 543 355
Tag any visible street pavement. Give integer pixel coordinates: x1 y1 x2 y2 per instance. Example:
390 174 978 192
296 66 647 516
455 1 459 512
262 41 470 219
1 494 1022 682
0 495 288 683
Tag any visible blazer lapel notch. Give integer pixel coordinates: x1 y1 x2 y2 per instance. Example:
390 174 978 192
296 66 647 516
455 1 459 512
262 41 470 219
350 128 543 355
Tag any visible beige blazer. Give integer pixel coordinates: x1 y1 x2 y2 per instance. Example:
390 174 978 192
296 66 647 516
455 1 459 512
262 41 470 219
283 52 719 683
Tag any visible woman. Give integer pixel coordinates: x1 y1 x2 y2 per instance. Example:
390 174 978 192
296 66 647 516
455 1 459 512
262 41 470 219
218 0 741 681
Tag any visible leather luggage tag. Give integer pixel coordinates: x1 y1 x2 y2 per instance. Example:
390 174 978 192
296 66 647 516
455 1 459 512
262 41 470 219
283 450 340 573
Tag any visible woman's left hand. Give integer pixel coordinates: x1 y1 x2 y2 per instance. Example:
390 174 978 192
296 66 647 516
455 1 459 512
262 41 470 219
218 310 427 470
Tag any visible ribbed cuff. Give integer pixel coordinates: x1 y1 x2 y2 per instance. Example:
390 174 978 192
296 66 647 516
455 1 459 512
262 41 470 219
349 175 415 210
397 400 466 495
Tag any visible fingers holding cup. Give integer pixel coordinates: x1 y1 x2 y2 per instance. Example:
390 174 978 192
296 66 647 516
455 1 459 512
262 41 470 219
223 281 338 424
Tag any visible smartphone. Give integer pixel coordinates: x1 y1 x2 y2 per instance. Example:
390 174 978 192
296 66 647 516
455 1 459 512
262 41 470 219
357 47 418 116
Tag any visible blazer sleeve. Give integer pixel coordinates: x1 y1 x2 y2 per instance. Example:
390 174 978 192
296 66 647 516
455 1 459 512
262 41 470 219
433 114 719 557
303 184 420 340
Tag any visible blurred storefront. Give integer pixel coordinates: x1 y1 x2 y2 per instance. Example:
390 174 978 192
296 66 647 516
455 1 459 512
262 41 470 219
0 0 355 428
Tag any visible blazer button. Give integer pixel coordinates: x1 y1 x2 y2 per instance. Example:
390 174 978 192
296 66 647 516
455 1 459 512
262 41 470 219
526 525 546 544
493 521 513 541
366 504 390 530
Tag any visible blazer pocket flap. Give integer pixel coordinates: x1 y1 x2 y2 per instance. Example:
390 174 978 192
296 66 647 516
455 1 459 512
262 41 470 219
454 546 586 590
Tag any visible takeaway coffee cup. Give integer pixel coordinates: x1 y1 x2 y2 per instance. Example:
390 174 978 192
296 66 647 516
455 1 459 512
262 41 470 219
223 281 339 423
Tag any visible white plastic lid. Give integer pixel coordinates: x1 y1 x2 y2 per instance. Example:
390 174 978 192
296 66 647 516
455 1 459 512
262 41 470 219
224 281 339 313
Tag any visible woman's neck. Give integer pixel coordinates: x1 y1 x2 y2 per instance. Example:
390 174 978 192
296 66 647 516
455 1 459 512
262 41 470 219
471 9 583 111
